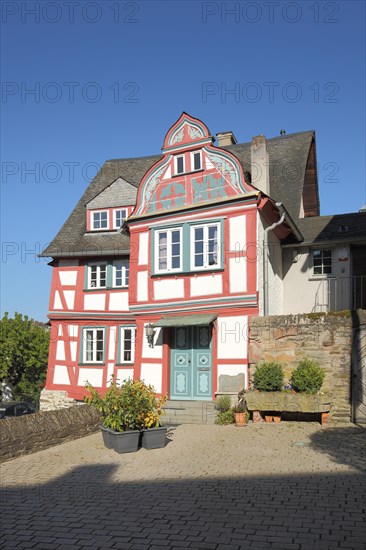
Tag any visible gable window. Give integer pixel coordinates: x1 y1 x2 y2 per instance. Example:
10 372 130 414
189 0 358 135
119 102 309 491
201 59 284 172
114 209 127 229
88 262 107 288
82 327 105 363
119 326 136 363
175 155 185 175
113 259 129 287
92 211 108 230
312 249 333 276
155 228 182 273
192 151 201 171
191 223 220 270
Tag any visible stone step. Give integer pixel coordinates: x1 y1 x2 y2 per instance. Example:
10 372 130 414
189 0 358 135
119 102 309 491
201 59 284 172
162 400 217 425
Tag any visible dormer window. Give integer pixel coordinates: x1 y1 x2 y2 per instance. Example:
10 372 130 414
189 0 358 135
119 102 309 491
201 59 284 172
191 151 201 171
175 155 185 175
114 209 127 229
92 210 108 230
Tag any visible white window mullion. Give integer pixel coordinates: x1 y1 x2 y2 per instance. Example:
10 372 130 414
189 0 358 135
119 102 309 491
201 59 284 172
83 328 105 363
120 327 136 363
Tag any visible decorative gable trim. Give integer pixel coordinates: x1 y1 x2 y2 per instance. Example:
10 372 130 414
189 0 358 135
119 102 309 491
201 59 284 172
162 112 213 151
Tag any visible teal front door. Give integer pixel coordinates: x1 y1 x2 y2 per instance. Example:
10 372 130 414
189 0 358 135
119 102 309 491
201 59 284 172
170 325 212 400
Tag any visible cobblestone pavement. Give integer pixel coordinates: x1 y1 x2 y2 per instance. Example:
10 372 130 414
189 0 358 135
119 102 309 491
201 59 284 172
1 423 365 549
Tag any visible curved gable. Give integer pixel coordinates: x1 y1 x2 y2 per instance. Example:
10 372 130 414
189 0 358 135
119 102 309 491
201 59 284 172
133 113 255 217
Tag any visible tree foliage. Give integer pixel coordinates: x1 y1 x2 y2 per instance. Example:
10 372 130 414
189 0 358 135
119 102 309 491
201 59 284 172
0 312 50 399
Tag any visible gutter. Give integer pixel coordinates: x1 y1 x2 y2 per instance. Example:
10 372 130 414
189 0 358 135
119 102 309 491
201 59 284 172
38 249 130 258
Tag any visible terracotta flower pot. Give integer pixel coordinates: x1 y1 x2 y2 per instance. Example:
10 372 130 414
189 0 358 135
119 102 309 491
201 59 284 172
265 415 273 422
234 412 247 427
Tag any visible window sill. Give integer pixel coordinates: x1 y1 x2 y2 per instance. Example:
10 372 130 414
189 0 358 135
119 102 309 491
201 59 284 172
152 267 224 278
78 362 105 366
172 168 204 178
84 287 129 292
115 363 135 367
309 274 335 281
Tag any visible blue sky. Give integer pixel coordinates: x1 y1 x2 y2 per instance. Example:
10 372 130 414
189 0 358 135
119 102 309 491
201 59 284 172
1 0 365 321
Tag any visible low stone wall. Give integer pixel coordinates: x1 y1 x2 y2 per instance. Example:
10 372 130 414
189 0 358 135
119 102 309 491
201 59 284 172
249 312 354 423
40 389 77 411
0 405 100 463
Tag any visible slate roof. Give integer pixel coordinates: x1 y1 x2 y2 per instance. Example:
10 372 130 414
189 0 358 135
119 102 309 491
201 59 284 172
224 130 315 221
41 131 315 258
294 212 366 246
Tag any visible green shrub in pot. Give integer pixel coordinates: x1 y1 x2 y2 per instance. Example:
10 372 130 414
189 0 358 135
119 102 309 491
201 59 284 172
253 362 284 392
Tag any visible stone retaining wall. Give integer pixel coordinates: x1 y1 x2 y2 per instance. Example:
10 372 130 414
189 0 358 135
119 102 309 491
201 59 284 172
249 312 354 423
0 405 100 463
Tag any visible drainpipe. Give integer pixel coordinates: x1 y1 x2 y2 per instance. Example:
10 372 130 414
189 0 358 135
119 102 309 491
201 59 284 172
263 202 286 316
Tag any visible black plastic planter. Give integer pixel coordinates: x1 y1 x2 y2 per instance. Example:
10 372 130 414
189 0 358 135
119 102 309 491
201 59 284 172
141 427 167 449
100 425 113 449
110 429 140 453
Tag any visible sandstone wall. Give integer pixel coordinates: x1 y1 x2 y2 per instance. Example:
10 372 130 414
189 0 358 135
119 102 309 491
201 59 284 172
249 312 354 423
0 405 100 462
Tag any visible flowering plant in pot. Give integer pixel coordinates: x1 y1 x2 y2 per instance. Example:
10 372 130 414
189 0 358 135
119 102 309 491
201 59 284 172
85 378 148 453
136 383 168 449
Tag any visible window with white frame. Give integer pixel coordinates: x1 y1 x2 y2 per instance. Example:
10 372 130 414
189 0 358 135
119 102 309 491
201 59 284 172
88 262 107 288
155 228 182 273
113 259 129 287
312 249 333 276
191 151 201 171
82 327 105 363
92 210 108 230
191 223 220 270
175 155 185 175
114 209 127 229
119 326 135 363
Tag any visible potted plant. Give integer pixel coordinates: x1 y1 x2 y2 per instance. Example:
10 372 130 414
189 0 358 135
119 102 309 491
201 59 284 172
232 390 249 427
290 358 325 395
253 362 284 392
232 403 249 426
137 382 168 449
85 378 142 454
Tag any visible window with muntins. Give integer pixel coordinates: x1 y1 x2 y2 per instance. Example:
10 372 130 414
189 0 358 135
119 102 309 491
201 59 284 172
119 326 135 363
88 263 107 288
92 211 108 230
83 328 105 363
153 221 222 275
191 223 220 270
114 209 127 229
312 249 333 276
113 259 129 287
156 228 182 273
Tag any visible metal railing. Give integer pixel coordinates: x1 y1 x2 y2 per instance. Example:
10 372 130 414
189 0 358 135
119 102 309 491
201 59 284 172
313 276 366 312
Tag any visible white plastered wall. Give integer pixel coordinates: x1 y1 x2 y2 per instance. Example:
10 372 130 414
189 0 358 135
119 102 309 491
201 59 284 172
282 244 352 314
257 213 283 315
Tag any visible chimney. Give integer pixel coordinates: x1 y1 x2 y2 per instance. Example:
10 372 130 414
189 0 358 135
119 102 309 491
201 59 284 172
216 131 237 146
251 134 270 196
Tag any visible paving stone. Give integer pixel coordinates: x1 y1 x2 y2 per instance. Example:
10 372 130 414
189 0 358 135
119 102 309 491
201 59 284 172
0 424 365 550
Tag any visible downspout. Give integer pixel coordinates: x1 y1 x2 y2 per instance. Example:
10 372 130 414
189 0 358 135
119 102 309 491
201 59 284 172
263 202 286 316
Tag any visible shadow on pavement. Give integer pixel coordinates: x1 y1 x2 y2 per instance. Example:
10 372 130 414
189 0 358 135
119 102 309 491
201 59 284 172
310 426 366 472
1 463 365 549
